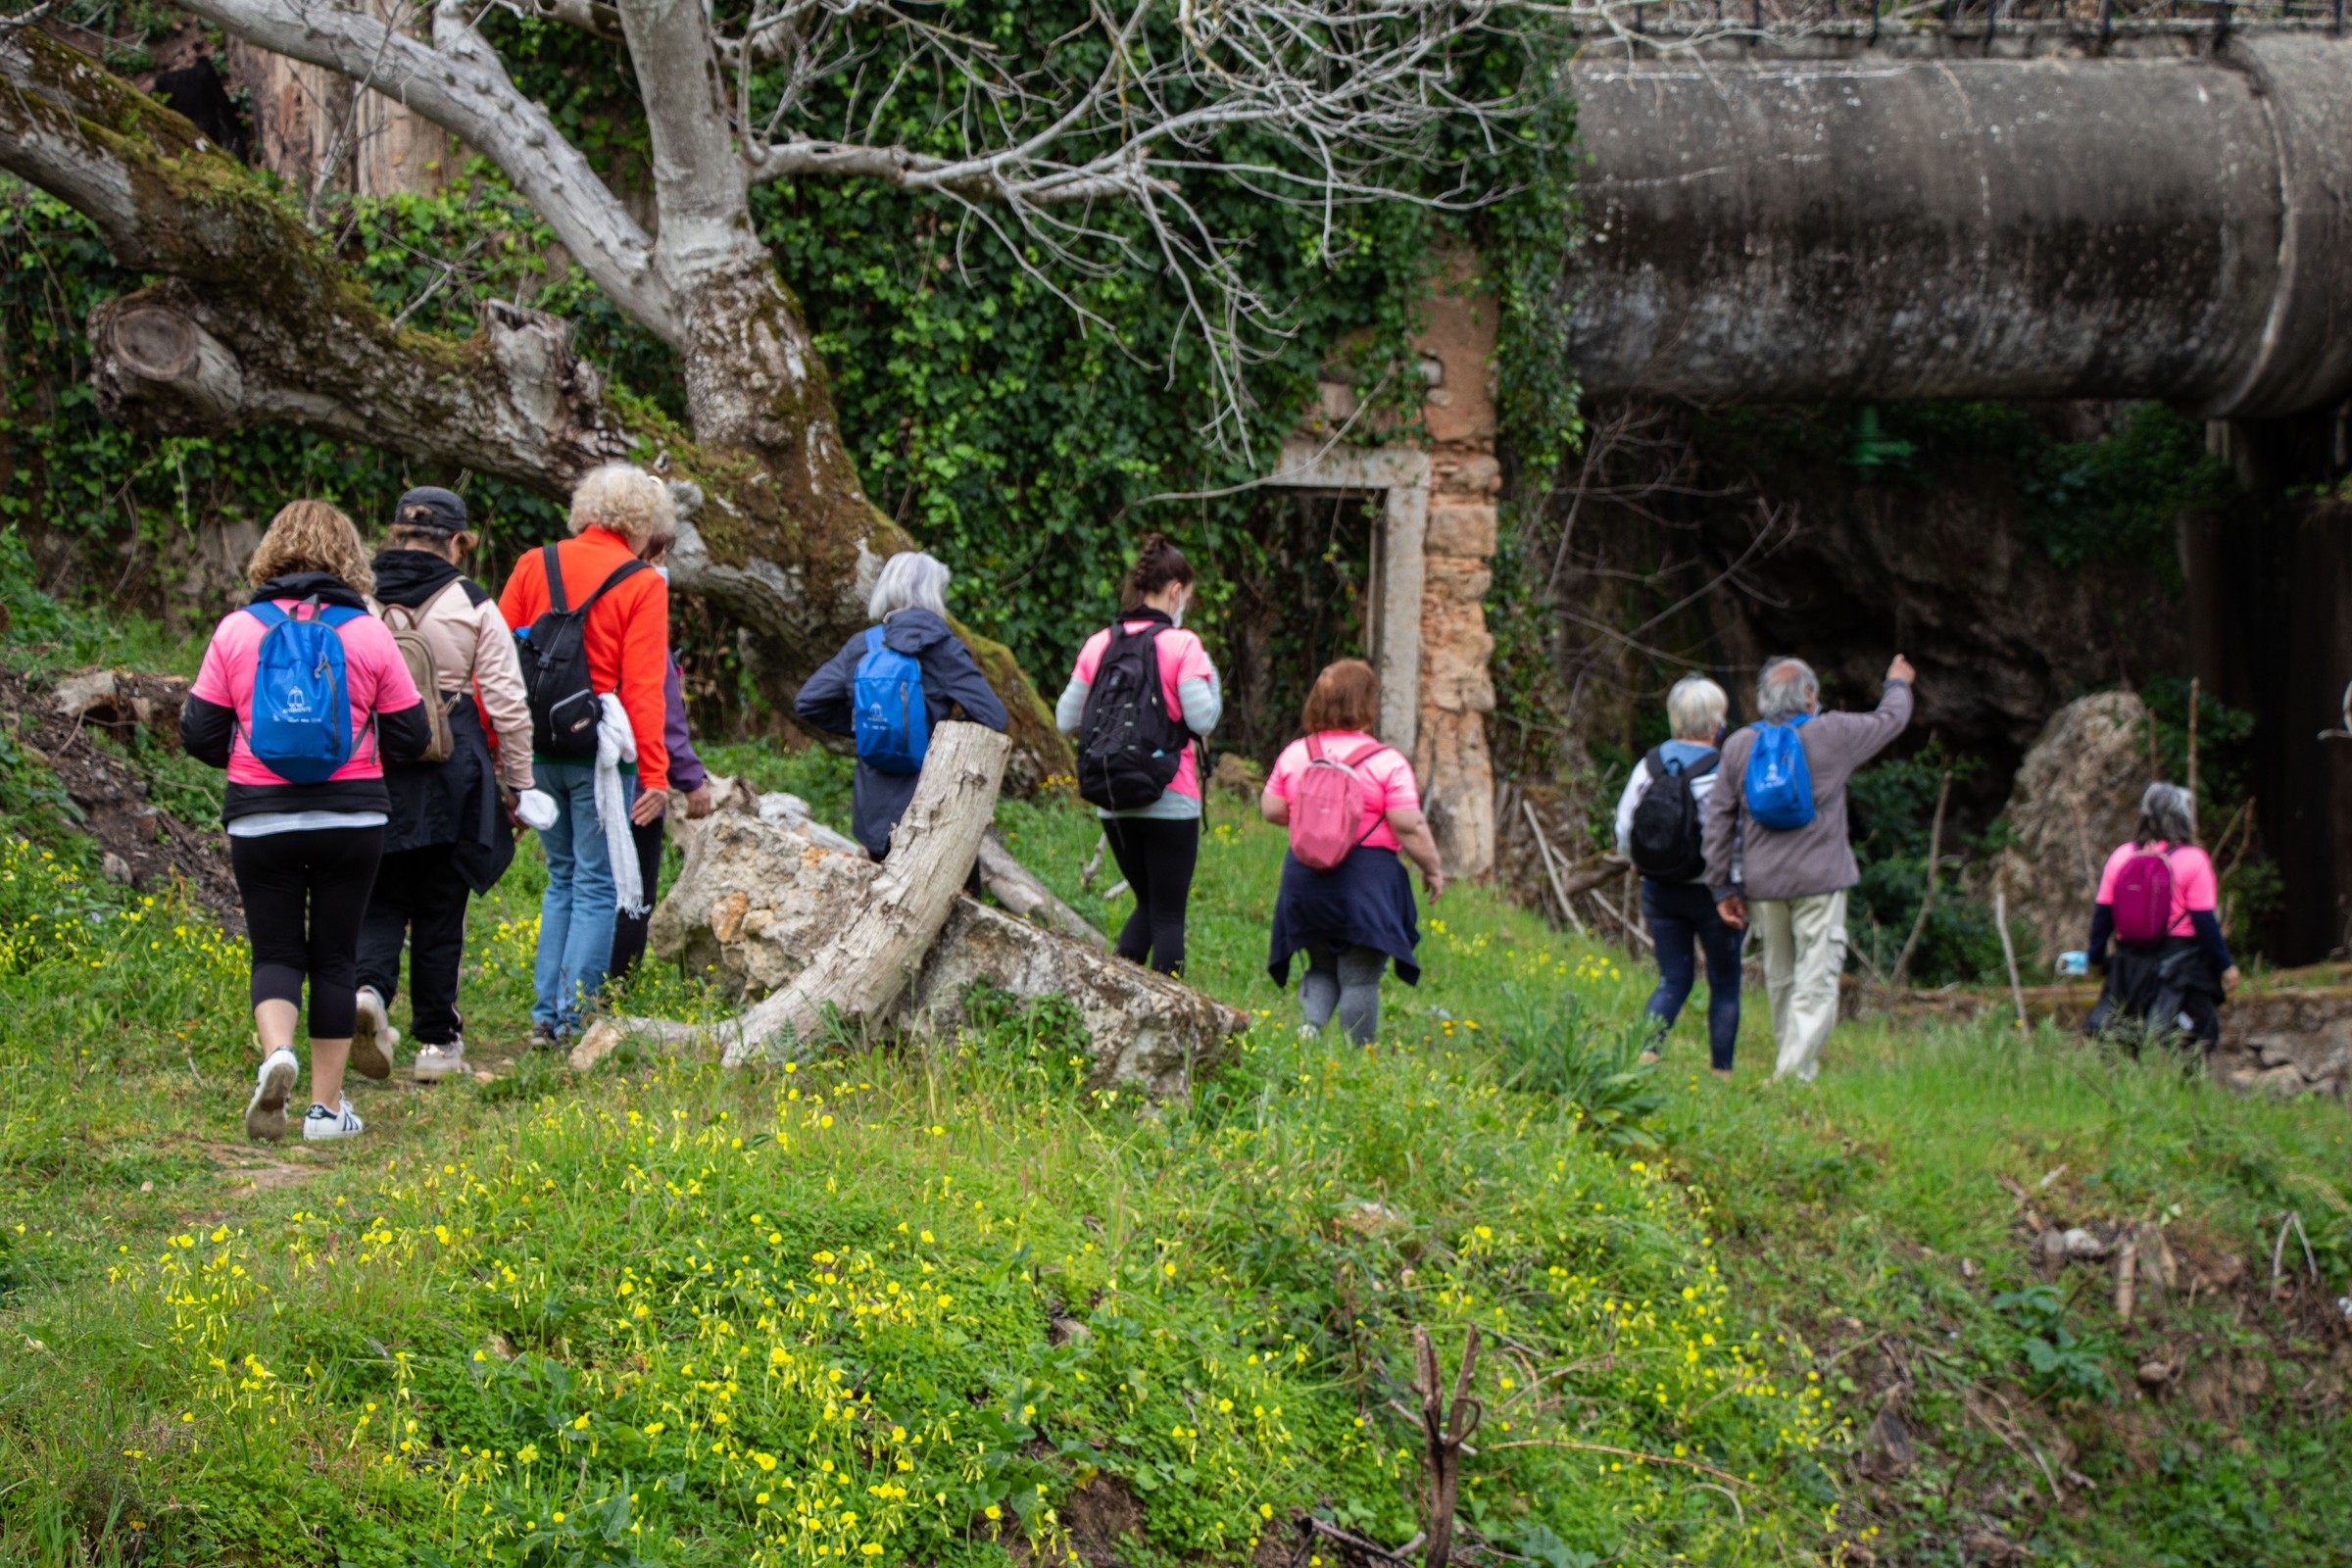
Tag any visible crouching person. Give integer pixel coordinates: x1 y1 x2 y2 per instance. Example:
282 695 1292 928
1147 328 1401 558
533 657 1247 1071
353 488 534 1083
181 502 429 1142
2083 782 2240 1054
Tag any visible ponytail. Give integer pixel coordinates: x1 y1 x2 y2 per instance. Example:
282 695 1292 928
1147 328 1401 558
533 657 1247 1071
1122 531 1196 608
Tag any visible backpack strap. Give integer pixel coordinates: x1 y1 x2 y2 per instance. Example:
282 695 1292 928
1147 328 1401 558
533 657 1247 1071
1306 733 1326 763
542 543 569 613
1643 744 1671 778
574 558 648 616
1340 740 1392 770
864 625 886 658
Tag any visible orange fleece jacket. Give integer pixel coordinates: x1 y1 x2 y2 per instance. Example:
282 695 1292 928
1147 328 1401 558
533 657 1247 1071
499 527 671 792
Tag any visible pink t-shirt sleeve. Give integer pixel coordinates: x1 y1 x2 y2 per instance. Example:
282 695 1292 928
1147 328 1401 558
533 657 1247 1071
1267 739 1310 805
2172 847 2218 914
1070 628 1111 684
191 620 240 707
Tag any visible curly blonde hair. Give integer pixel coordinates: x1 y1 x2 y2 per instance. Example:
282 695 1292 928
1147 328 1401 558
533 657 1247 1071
568 464 674 549
246 500 373 595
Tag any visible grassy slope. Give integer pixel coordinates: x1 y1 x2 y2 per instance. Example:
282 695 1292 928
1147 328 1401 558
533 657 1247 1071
1 730 2346 1568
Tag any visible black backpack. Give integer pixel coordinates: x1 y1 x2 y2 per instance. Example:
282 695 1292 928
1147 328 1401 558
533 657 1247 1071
1075 616 1192 810
1628 745 1719 883
515 543 647 758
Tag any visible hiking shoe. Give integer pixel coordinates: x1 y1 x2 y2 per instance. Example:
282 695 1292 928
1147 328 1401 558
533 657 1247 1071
302 1100 366 1142
244 1049 300 1142
350 987 396 1081
412 1039 466 1084
529 1021 568 1051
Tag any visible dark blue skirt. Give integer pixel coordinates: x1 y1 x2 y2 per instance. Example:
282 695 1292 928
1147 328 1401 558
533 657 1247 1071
1267 846 1422 988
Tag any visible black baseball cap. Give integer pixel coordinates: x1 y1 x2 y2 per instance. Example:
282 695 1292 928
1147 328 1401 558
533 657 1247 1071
393 486 468 534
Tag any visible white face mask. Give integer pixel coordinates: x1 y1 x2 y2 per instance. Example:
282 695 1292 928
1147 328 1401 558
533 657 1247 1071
655 564 670 583
1168 588 1187 629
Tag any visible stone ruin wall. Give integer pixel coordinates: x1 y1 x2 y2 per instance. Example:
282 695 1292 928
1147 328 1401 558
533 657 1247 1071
1407 279 1503 884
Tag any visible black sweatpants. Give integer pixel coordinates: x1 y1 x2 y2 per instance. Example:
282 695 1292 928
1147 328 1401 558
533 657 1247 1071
607 816 667 984
1102 815 1200 977
356 847 473 1046
229 825 385 1039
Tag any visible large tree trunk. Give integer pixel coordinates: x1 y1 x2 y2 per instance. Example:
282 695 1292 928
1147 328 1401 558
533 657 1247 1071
0 25 1067 783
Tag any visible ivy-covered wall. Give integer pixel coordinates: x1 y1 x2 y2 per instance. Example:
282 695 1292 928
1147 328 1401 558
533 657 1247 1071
2 8 1580 748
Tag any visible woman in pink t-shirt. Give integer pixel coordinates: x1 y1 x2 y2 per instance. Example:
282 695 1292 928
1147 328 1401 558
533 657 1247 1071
180 503 429 1144
2083 781 2238 1051
1056 534 1222 976
1260 661 1446 1043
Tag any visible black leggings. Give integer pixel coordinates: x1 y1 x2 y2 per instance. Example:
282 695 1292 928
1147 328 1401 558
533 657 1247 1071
1102 815 1200 977
356 847 473 1046
608 816 667 984
229 824 385 1039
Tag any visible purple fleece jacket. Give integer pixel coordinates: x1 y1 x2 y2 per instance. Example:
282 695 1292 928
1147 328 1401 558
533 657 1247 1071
662 654 707 793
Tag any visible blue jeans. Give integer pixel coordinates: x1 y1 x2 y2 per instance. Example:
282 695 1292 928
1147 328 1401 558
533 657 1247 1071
532 760 615 1034
1642 881 1744 1070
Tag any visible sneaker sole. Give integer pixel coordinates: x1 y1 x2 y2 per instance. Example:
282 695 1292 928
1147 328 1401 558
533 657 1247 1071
412 1056 464 1084
302 1122 365 1143
245 1056 298 1142
350 1004 393 1081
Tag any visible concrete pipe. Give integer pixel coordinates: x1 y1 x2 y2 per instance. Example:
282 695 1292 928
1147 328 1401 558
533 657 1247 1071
1566 35 2352 416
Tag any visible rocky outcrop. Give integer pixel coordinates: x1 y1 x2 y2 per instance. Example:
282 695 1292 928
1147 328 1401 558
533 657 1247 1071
647 799 1244 1095
1991 691 2152 969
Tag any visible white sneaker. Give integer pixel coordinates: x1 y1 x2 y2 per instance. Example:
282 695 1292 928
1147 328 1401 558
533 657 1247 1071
412 1039 466 1084
245 1049 300 1142
350 988 397 1081
302 1100 366 1142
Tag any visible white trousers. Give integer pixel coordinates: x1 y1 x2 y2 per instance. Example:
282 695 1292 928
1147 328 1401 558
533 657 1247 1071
1755 890 1847 1083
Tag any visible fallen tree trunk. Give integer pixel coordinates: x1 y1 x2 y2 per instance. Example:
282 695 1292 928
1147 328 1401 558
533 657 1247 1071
978 827 1107 950
581 721 1008 1065
726 721 1009 1059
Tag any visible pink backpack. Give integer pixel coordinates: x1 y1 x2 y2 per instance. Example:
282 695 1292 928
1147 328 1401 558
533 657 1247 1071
2111 846 2177 946
1288 736 1389 872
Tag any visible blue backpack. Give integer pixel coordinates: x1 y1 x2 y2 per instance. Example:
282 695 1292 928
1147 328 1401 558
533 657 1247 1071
243 598 367 784
1743 714 1815 831
852 626 930 775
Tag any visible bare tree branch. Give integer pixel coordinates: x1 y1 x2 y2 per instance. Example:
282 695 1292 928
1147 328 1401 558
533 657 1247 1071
172 0 680 340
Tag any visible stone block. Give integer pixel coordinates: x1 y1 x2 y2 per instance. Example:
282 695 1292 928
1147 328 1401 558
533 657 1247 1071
1415 707 1494 880
1426 503 1497 558
1434 453 1501 495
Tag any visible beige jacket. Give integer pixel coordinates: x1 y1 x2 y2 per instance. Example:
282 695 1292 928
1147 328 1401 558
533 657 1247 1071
371 579 535 791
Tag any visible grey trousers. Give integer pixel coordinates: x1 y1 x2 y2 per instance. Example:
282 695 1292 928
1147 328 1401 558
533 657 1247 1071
1301 945 1388 1044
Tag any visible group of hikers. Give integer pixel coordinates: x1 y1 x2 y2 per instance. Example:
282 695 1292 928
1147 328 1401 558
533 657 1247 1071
182 474 2237 1144
1616 657 2238 1078
187 469 720 1142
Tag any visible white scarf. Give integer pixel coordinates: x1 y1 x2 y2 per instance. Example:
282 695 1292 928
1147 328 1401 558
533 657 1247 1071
596 693 647 917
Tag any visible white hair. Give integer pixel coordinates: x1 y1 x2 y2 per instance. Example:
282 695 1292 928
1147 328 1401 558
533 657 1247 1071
1665 674 1729 741
2136 782 2198 847
869 551 951 621
568 464 674 549
1756 657 1821 722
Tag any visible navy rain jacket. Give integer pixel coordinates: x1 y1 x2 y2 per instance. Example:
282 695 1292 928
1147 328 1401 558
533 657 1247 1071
795 608 1009 858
